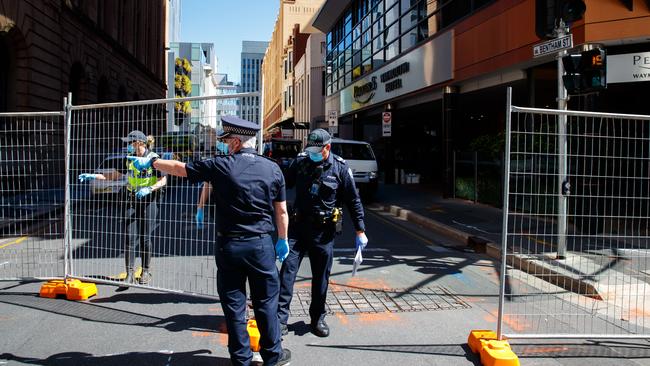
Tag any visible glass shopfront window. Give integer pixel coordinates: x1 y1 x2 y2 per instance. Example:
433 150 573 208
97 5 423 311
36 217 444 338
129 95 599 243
325 0 495 96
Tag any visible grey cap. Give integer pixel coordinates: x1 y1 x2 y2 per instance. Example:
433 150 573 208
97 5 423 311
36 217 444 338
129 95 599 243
305 128 332 148
121 130 147 143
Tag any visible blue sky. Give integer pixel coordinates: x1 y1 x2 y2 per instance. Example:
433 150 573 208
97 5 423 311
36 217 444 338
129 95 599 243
180 0 280 84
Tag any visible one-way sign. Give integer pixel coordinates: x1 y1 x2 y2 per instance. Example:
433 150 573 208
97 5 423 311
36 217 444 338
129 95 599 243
533 34 573 58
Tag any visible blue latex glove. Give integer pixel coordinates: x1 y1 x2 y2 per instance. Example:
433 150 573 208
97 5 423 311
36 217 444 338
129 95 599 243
127 156 153 171
135 187 153 199
196 208 204 229
275 238 289 263
78 173 98 182
355 232 368 251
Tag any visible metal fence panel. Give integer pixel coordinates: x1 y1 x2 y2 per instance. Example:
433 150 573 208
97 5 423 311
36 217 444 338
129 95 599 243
0 112 66 280
500 93 650 339
67 95 262 297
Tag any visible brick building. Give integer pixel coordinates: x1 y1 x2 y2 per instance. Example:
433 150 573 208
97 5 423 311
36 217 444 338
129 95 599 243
0 0 167 112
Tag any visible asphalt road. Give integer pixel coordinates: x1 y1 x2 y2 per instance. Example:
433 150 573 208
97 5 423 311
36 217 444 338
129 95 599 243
2 192 650 365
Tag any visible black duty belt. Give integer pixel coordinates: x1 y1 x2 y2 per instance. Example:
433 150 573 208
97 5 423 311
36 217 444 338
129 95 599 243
217 232 269 239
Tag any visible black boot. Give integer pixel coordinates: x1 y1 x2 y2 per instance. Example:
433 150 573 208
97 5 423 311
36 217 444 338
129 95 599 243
277 348 291 365
310 315 329 337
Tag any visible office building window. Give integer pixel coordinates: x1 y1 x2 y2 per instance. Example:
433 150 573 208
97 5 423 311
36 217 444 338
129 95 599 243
325 0 495 95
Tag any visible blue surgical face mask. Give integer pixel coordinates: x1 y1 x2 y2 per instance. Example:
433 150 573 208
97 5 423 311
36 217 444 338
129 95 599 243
127 144 135 154
216 141 229 155
308 151 324 162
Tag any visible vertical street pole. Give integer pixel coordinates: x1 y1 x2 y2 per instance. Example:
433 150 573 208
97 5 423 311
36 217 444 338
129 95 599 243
64 93 73 280
556 20 568 259
497 87 513 340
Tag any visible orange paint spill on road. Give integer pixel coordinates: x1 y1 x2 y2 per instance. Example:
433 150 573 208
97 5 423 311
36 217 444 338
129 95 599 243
483 310 531 332
627 308 650 319
335 312 349 325
356 312 400 323
192 331 213 337
340 277 391 291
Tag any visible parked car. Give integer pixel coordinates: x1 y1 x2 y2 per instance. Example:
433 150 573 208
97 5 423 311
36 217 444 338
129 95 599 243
90 155 128 197
264 138 303 175
330 138 378 200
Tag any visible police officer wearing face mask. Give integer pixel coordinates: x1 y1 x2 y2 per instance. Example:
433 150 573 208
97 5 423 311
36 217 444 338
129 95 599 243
126 116 292 366
78 130 166 289
278 128 368 337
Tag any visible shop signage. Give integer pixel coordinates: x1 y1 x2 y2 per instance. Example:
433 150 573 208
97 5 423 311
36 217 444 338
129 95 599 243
353 77 377 104
533 34 573 58
607 52 650 84
340 31 453 114
382 112 392 137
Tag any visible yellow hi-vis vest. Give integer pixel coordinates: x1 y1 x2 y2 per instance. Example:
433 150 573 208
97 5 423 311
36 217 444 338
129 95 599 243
126 151 159 192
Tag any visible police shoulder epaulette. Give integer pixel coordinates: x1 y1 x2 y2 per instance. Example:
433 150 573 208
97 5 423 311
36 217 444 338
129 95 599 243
333 154 346 163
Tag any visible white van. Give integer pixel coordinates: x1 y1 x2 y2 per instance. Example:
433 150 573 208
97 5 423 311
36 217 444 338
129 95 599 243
330 138 378 199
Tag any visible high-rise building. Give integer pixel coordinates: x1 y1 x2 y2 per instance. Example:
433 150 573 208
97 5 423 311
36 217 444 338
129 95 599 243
262 0 326 134
240 41 269 124
168 42 217 131
167 0 182 44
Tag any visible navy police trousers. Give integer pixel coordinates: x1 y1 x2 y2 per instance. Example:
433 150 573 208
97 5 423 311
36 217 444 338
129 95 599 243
215 234 282 366
278 228 336 325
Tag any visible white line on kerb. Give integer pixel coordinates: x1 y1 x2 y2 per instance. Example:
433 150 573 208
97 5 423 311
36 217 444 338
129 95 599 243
0 262 9 267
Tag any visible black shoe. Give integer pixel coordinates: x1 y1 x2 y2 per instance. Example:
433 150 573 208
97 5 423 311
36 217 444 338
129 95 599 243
310 317 329 337
280 323 288 336
139 269 152 285
116 271 134 292
277 348 291 366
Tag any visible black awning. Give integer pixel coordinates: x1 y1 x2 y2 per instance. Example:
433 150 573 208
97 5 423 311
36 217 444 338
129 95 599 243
277 118 310 130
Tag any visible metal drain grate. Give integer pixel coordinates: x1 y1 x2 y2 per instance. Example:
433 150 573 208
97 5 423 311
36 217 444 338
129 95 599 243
289 286 470 317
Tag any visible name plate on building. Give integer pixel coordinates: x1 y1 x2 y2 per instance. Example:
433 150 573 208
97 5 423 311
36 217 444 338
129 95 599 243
607 52 650 84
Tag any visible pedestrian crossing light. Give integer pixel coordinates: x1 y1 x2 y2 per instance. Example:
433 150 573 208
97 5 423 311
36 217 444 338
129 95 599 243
562 47 607 95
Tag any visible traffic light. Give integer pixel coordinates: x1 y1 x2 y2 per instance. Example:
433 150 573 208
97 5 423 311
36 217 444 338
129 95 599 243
536 0 587 39
562 47 607 95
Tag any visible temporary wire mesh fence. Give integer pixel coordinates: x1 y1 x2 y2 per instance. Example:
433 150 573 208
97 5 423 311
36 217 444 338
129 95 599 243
0 112 66 280
66 96 242 296
500 98 650 339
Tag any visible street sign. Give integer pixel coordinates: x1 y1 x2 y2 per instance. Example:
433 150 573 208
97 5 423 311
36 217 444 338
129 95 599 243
328 110 338 127
328 110 338 135
533 34 573 58
382 112 392 137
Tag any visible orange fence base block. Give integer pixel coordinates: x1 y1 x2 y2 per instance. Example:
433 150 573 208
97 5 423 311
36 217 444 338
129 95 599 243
39 279 97 301
467 330 519 366
468 330 498 353
247 319 261 352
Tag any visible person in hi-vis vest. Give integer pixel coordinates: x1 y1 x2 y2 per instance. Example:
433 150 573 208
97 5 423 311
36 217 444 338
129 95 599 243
78 130 167 290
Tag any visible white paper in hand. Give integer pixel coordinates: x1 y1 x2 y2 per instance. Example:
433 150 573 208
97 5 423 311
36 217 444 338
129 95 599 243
352 247 363 276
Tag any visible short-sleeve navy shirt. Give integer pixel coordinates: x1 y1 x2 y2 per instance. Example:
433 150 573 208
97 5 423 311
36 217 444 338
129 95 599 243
185 147 286 235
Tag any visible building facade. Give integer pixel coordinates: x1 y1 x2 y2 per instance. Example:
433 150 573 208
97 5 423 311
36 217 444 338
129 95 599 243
0 0 167 112
262 0 326 134
241 41 268 123
313 0 650 192
294 32 327 142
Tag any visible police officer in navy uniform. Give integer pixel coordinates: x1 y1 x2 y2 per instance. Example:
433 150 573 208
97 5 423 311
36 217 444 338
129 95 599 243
127 116 292 366
278 128 368 337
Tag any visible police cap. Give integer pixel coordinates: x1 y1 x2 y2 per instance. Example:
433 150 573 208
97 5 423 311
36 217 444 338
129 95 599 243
121 130 147 143
217 115 260 138
305 128 332 148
